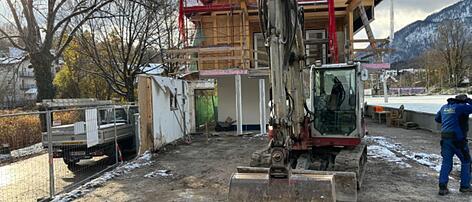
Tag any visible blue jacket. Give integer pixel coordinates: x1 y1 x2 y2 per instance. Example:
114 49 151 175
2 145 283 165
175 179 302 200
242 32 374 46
435 98 472 141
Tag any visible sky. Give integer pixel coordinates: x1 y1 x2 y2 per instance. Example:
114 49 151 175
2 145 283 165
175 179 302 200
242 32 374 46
355 0 461 44
0 0 462 48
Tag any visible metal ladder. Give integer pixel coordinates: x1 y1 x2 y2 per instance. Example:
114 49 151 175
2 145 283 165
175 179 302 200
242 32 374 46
358 4 382 62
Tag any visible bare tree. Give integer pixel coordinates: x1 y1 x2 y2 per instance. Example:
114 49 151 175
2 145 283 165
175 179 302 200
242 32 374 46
416 50 444 91
0 0 113 101
434 20 471 88
75 0 178 102
154 0 180 73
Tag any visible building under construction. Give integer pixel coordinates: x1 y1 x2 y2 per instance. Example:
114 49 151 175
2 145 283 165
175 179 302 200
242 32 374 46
166 0 386 134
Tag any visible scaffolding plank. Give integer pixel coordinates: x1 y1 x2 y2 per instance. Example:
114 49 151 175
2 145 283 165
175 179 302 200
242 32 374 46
248 68 270 78
166 56 249 63
199 69 248 76
165 46 243 54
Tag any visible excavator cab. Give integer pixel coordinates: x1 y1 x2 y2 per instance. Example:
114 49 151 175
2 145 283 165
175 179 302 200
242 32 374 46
312 64 365 138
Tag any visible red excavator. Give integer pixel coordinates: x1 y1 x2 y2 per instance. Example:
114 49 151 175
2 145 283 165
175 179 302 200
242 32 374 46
229 0 369 201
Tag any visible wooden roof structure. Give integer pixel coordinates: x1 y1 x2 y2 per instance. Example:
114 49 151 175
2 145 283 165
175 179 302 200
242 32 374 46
168 0 385 75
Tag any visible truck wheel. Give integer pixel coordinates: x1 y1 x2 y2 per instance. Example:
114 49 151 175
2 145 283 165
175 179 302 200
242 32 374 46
105 147 118 165
119 137 136 152
63 158 79 171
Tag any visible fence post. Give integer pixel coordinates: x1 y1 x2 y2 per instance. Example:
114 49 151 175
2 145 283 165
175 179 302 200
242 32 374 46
113 106 119 164
134 113 140 154
46 110 55 198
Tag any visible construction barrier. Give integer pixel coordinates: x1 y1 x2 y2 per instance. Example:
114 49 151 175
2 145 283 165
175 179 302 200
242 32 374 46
0 105 135 201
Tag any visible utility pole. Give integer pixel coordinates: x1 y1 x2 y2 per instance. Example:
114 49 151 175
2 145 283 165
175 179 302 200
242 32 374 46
390 0 395 42
384 0 394 103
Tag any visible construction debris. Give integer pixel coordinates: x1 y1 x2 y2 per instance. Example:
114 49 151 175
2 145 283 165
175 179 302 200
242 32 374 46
144 170 173 178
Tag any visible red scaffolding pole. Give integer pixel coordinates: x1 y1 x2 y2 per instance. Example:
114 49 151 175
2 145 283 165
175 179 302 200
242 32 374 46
179 0 185 43
328 0 338 63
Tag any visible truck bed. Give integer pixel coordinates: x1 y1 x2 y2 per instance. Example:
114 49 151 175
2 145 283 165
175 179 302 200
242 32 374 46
42 123 134 147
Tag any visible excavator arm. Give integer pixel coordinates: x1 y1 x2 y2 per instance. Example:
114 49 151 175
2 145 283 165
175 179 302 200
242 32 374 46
264 0 307 179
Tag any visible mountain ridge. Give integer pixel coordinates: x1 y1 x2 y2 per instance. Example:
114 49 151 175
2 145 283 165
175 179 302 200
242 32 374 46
389 0 472 66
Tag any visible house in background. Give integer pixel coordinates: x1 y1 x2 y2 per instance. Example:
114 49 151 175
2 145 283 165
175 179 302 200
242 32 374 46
167 0 385 134
0 48 63 108
140 63 166 75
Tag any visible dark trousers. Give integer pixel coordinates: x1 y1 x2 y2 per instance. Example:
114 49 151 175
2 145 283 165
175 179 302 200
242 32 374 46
439 138 471 188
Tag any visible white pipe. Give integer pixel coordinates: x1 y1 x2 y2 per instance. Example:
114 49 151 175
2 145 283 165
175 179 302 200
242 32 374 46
235 75 243 134
259 79 267 134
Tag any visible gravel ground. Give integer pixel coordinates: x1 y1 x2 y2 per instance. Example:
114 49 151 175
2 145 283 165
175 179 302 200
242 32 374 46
75 121 472 202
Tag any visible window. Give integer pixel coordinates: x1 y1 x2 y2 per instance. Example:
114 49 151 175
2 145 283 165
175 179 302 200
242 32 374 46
313 68 357 135
99 108 127 124
306 30 327 65
169 89 178 111
253 33 269 69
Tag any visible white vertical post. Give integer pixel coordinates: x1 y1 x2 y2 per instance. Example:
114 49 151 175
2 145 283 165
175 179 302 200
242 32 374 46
383 71 389 103
235 75 243 134
182 81 187 136
259 79 267 134
387 0 394 102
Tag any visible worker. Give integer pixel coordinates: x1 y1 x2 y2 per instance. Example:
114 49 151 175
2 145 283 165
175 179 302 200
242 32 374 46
435 94 472 195
328 76 345 111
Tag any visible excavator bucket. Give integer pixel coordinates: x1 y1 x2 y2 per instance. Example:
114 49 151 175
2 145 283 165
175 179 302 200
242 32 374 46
229 167 357 202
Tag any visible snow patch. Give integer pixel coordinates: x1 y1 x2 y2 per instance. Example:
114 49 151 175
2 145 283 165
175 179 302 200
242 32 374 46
11 143 44 158
367 136 460 172
0 143 44 163
144 170 172 178
367 145 411 168
178 189 196 199
52 151 153 202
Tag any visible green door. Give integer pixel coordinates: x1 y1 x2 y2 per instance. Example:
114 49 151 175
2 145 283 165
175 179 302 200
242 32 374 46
195 89 218 131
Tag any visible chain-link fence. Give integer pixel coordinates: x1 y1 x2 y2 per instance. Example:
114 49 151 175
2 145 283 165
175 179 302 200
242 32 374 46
0 104 137 201
0 111 49 201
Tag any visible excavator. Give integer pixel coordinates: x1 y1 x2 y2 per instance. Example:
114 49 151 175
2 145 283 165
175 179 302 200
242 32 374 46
229 0 369 201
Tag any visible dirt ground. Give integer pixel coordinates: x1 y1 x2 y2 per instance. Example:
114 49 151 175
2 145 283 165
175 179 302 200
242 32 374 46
77 120 472 202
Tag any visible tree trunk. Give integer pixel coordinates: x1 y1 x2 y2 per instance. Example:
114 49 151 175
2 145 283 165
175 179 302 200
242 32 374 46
31 51 55 101
30 51 55 132
126 82 136 102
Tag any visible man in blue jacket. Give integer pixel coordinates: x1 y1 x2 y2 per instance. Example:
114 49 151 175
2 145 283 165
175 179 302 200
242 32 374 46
435 94 472 195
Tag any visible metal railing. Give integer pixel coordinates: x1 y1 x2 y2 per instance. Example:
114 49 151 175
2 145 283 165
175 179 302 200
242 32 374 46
19 84 36 90
19 71 35 78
